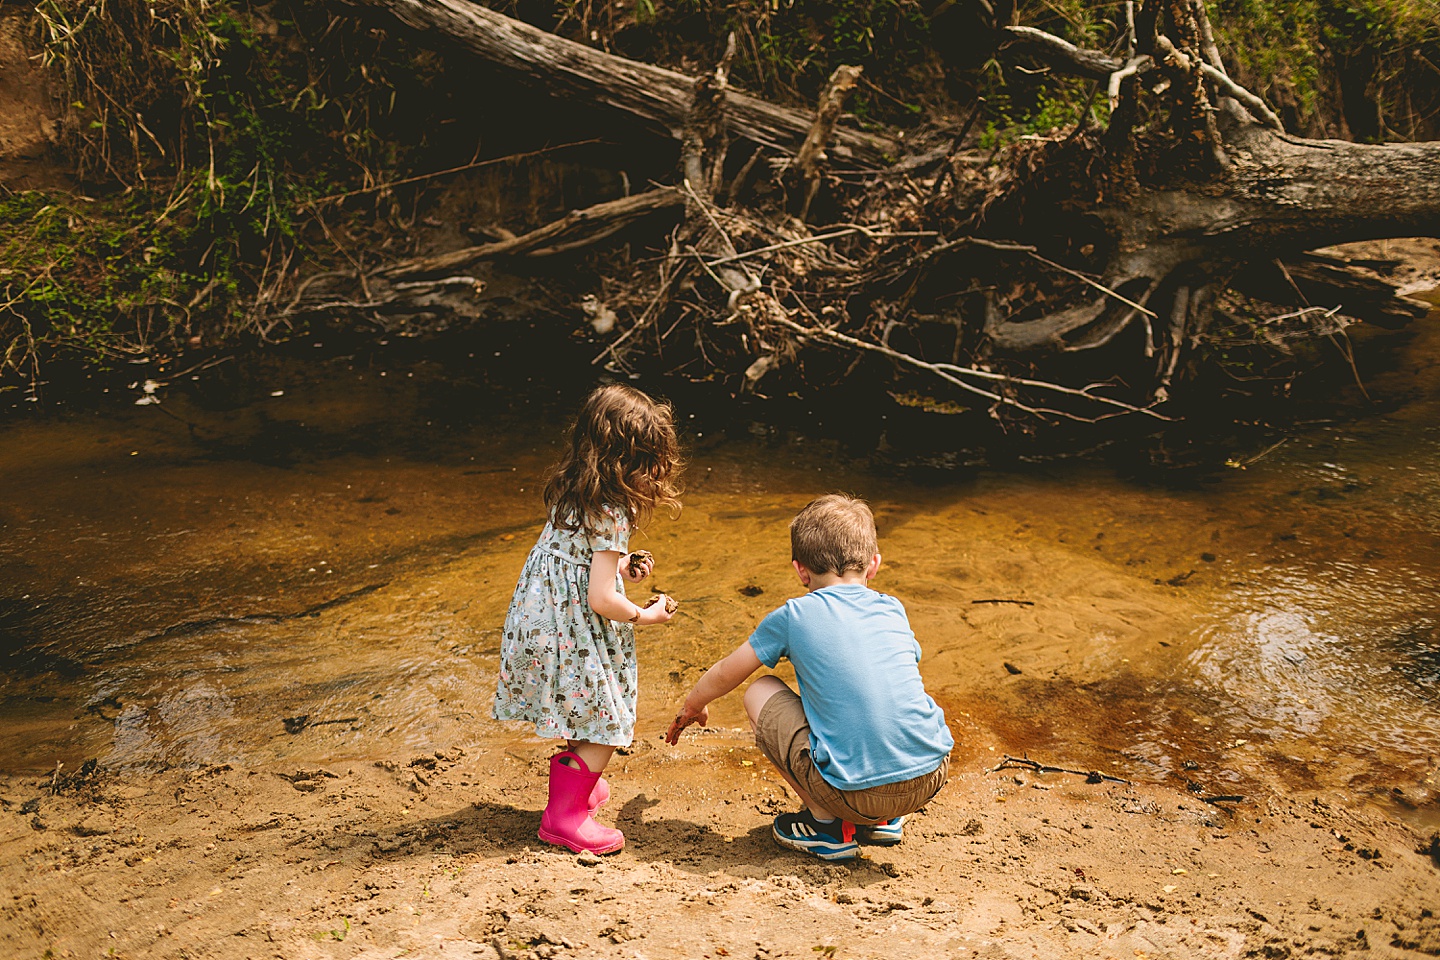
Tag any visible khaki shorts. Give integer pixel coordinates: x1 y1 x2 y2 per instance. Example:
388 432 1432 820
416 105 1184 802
753 685 949 825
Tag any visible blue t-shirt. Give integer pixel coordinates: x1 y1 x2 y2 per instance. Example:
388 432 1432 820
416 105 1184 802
747 584 954 791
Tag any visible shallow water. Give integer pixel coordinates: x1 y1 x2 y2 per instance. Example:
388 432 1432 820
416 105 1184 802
1 306 1437 829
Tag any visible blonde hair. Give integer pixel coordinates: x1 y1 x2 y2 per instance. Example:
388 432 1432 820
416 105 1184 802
544 383 684 532
790 494 877 575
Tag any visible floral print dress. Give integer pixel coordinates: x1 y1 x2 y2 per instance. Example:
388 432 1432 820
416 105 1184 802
492 505 637 746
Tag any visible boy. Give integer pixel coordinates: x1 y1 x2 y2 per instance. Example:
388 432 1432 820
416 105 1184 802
666 494 953 861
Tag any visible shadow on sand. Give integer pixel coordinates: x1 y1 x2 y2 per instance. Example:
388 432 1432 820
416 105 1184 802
362 792 902 885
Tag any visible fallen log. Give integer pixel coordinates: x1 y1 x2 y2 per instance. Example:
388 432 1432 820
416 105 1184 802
980 3 1440 400
340 0 898 166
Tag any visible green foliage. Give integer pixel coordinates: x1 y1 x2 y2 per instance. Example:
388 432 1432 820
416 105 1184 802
972 1 1117 145
1210 0 1440 136
3 0 429 390
2 191 204 363
978 76 1112 147
975 0 1440 145
621 0 939 121
1208 1 1328 123
314 917 350 942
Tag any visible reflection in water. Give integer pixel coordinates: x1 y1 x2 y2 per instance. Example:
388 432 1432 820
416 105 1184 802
0 300 1437 829
109 679 236 769
1195 564 1440 757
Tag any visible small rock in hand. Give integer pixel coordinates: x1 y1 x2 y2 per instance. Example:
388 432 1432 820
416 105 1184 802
644 593 678 615
627 549 654 573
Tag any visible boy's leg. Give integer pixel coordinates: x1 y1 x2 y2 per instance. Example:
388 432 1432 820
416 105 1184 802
743 677 837 821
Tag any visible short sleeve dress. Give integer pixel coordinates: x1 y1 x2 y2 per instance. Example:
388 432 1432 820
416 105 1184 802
492 504 637 746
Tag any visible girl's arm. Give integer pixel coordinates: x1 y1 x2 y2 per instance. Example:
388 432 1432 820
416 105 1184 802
588 550 674 626
665 641 763 744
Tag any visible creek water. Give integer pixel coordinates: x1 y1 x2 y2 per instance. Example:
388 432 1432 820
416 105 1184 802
1 299 1437 831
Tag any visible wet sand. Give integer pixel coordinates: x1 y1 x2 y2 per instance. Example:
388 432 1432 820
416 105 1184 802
4 735 1438 959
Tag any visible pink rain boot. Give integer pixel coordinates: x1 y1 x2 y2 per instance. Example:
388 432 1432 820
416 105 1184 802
589 776 610 814
538 752 624 855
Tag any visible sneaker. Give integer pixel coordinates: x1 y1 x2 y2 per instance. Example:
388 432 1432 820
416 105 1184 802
772 811 859 862
857 816 904 846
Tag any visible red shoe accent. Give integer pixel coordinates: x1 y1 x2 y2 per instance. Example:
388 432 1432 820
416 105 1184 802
841 820 856 843
538 752 624 855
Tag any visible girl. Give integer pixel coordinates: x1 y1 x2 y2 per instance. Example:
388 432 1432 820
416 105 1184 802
492 383 682 854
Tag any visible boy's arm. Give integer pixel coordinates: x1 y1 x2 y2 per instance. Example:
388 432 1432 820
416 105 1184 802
665 641 763 744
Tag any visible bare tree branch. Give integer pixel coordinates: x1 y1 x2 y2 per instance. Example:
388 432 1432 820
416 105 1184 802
373 188 685 280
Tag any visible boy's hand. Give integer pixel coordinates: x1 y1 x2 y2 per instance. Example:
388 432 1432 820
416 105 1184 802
622 550 654 583
665 702 707 744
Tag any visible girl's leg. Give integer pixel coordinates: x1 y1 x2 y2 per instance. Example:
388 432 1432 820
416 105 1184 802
743 677 837 821
564 740 616 773
562 741 614 813
539 739 623 854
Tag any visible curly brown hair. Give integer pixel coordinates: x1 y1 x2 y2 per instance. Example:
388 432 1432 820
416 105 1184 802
544 384 684 532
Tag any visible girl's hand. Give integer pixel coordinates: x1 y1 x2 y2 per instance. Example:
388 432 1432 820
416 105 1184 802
639 593 677 624
621 549 654 583
665 702 708 744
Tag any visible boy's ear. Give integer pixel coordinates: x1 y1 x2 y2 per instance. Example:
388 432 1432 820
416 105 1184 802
792 560 812 586
865 553 882 580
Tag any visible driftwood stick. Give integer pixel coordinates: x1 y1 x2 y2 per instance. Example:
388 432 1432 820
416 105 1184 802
1154 283 1190 401
1107 56 1151 111
681 33 735 202
1002 25 1128 80
303 139 603 207
1154 34 1284 132
1200 61 1284 131
705 227 938 267
930 97 987 198
1005 24 1282 132
1189 0 1227 73
1026 252 1160 317
1261 304 1343 326
793 64 863 221
595 232 686 365
989 753 1132 785
725 145 766 207
774 315 1173 421
680 180 744 261
373 188 684 280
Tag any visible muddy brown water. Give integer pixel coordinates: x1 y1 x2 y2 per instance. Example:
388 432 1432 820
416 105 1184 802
2 306 1437 834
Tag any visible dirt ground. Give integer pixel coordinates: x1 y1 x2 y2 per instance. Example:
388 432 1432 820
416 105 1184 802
2 728 1439 960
